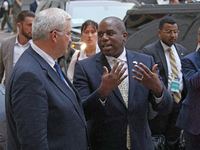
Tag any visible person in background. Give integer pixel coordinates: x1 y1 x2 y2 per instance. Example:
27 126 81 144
0 0 12 33
67 19 100 82
169 0 180 4
196 27 200 51
142 17 188 150
73 16 173 150
0 10 35 86
5 8 89 149
176 48 200 150
9 0 22 34
30 0 41 13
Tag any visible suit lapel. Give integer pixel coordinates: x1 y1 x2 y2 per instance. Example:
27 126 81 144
174 43 185 59
95 53 126 106
126 50 139 107
156 41 168 80
28 47 86 123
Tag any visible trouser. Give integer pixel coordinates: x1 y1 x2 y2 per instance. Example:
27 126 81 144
184 131 200 150
149 101 182 150
1 11 12 30
12 14 18 34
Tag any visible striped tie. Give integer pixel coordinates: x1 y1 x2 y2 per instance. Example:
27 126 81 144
113 59 131 149
167 48 181 103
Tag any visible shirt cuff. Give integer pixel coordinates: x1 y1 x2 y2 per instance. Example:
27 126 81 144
154 91 164 104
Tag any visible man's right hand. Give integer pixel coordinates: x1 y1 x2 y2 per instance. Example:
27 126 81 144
98 60 128 100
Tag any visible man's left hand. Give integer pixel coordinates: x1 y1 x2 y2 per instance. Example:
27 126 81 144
132 63 163 98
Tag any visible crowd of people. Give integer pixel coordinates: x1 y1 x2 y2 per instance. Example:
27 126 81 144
0 0 200 150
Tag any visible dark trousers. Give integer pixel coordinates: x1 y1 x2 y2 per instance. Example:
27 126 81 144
1 11 12 31
184 131 200 150
149 101 182 150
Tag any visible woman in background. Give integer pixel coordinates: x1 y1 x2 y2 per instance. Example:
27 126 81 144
67 20 99 82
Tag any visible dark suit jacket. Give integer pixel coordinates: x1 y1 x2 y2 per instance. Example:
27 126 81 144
73 49 173 150
176 50 200 135
30 1 37 13
142 40 188 99
5 46 89 150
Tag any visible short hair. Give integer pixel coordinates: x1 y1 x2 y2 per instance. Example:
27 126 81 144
32 8 71 41
100 16 126 33
17 10 35 23
198 27 200 39
159 17 177 30
81 20 98 33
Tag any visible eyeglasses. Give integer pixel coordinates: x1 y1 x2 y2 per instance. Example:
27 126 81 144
162 30 180 34
50 29 73 38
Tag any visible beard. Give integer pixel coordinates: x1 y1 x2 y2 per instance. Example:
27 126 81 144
22 28 32 40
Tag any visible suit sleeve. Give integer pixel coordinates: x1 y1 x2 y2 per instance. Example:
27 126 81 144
181 57 200 90
11 72 49 149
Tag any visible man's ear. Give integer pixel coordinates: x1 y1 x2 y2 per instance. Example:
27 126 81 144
158 30 161 38
123 31 128 42
50 30 57 42
17 22 21 30
198 38 200 44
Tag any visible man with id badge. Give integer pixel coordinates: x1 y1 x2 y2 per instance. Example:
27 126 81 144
142 17 188 150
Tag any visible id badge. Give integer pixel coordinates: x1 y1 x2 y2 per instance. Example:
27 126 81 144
171 77 180 93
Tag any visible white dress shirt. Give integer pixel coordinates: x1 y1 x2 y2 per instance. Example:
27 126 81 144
160 41 183 94
31 42 55 69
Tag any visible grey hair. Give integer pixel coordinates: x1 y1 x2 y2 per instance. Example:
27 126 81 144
32 8 71 41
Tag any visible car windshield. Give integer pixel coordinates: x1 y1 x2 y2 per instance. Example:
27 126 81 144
66 1 135 28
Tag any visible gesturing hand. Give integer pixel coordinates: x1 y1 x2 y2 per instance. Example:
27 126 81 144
98 60 128 100
132 63 163 98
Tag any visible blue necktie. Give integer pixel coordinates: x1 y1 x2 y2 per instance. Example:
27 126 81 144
54 62 65 82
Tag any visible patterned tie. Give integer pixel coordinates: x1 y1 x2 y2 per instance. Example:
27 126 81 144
167 48 181 103
54 62 65 82
113 59 131 149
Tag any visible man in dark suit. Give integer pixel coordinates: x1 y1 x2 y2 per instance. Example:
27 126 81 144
142 17 188 150
30 0 40 13
73 16 173 150
176 49 200 150
5 8 89 149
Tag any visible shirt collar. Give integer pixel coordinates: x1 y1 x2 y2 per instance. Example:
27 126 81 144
36 0 40 5
160 40 175 52
15 34 32 46
31 42 55 69
105 48 126 64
